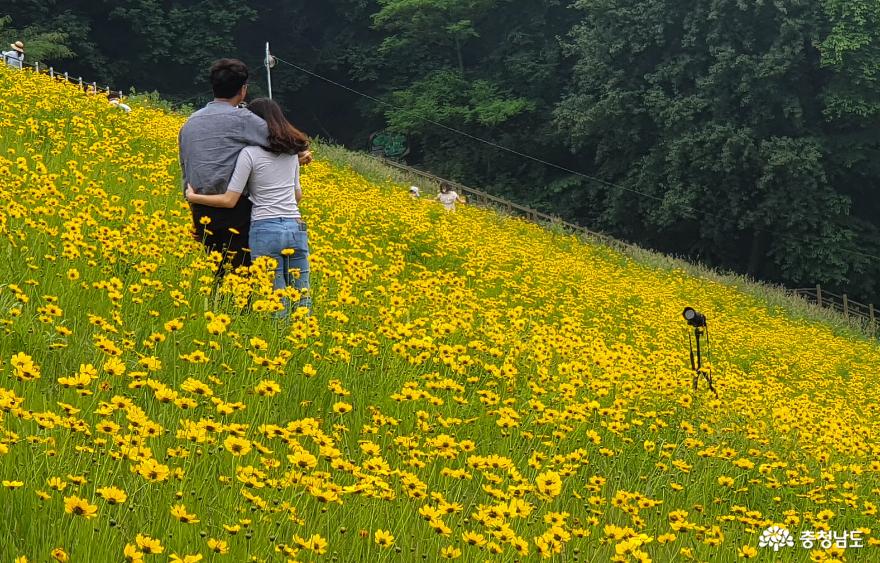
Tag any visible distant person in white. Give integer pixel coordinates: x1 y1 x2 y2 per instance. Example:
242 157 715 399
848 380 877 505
2 41 24 69
185 97 312 316
409 185 421 198
437 182 462 211
108 91 132 113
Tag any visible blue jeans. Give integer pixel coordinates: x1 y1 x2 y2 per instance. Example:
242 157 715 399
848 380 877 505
249 217 311 315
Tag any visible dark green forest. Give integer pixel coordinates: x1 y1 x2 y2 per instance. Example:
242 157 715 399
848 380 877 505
5 0 880 303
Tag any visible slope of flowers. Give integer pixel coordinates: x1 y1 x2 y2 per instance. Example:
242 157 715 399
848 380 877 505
1 66 879 563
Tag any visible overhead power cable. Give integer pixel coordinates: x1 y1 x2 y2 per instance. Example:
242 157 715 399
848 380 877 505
271 55 880 265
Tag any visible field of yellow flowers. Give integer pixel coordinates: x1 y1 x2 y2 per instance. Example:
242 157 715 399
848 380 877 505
1 66 880 563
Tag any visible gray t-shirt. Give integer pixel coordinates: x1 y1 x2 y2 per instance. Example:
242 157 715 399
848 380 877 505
178 102 268 195
227 147 302 221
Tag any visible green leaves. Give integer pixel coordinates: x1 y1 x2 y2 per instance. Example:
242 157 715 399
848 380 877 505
385 70 533 132
819 0 880 120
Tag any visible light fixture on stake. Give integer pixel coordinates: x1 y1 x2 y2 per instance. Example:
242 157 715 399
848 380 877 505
682 307 717 398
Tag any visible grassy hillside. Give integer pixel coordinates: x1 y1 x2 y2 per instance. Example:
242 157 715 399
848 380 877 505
1 66 879 562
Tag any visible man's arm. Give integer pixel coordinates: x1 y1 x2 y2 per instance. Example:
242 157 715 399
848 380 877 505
185 149 253 208
236 111 269 148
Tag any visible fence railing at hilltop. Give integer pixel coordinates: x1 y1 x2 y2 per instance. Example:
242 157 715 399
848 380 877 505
10 60 119 95
793 286 877 333
7 61 877 335
7 60 210 109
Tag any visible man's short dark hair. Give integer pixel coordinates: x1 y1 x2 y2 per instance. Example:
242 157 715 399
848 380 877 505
210 59 249 99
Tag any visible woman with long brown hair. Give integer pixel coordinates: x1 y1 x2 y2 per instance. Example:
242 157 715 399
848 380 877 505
186 97 312 315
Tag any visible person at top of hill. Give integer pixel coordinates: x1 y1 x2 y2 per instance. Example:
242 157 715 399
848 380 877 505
437 182 462 211
108 91 131 113
185 98 312 316
2 41 25 69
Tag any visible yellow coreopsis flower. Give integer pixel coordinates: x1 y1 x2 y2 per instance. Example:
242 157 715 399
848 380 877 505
374 529 394 548
657 533 677 544
63 495 98 518
103 356 126 376
535 470 562 499
307 534 328 554
207 538 229 554
254 379 281 396
97 486 127 505
47 477 67 491
816 509 835 522
462 531 487 546
123 543 144 562
10 351 41 381
223 435 252 456
135 534 163 554
170 504 200 524
137 458 170 482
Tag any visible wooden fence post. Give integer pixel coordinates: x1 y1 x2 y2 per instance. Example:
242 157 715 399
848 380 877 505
842 293 849 317
870 303 876 336
816 284 822 307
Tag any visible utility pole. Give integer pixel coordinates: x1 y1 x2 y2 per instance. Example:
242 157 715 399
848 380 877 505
265 42 275 99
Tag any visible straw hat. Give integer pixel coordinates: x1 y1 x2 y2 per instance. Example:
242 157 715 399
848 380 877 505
10 41 24 53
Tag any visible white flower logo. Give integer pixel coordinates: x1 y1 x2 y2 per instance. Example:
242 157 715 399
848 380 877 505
759 526 795 551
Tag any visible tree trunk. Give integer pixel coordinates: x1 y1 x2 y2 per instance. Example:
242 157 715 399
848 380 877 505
747 230 768 278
